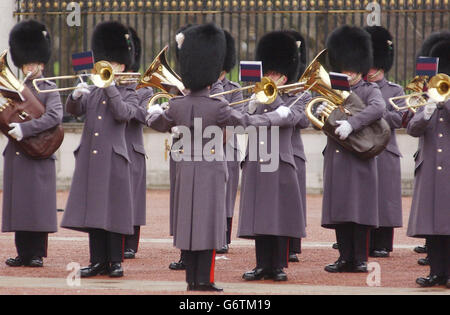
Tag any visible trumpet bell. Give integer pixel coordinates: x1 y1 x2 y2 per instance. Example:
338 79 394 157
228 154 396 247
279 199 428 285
91 60 114 88
254 77 277 104
428 73 450 103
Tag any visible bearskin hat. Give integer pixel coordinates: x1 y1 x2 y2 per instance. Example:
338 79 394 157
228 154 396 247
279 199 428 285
128 27 141 72
9 20 52 68
177 23 226 91
284 30 307 80
256 30 300 83
364 26 394 73
418 31 450 76
91 21 134 68
223 30 237 73
326 25 373 75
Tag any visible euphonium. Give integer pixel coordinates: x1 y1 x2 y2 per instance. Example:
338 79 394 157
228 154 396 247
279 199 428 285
0 49 64 159
302 49 391 160
138 45 186 109
389 73 450 112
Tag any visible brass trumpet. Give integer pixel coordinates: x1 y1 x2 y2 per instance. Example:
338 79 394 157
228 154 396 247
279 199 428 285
32 60 141 93
389 73 450 112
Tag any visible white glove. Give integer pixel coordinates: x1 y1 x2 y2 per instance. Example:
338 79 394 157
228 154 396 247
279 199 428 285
247 94 258 114
275 106 291 119
335 120 353 140
171 126 181 138
147 104 163 116
423 102 437 121
316 102 328 115
8 123 23 141
72 82 90 100
160 102 169 110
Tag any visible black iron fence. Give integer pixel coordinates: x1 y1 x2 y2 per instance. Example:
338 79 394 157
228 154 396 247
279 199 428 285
14 0 450 98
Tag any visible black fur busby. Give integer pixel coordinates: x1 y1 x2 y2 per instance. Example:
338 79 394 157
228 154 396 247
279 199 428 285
223 30 237 73
177 23 226 91
128 27 141 72
418 31 450 76
326 25 373 75
9 20 52 68
284 30 307 80
91 21 134 68
256 30 300 83
364 26 394 73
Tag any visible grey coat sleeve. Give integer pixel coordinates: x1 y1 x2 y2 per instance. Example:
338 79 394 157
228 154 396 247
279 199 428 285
347 86 385 132
146 105 176 133
66 93 88 117
20 90 63 138
406 107 430 137
104 86 138 122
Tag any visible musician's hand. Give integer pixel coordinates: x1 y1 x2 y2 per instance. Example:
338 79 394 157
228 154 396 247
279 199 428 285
247 94 258 114
275 106 291 119
171 126 181 137
147 104 163 116
335 120 353 140
72 82 90 100
423 102 437 121
160 102 169 110
316 102 327 115
8 123 23 141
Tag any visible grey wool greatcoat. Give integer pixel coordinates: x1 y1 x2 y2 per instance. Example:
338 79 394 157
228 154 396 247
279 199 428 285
221 77 244 218
321 79 385 228
2 78 63 233
237 94 307 240
61 84 138 236
406 100 450 238
375 78 403 228
126 86 153 227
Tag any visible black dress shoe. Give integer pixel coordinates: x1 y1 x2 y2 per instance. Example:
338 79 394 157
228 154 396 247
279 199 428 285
124 249 136 259
109 263 124 278
242 268 272 281
5 256 28 267
370 249 390 258
28 257 43 267
216 245 229 254
416 275 447 287
418 257 430 266
80 263 108 278
332 243 339 250
169 259 186 270
195 283 223 292
352 262 368 273
414 245 427 254
324 260 352 273
272 269 288 281
289 253 299 262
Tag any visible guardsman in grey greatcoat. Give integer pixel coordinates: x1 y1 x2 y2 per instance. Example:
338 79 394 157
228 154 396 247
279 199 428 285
215 30 244 254
283 30 310 263
321 26 385 273
123 27 153 260
407 31 450 289
365 26 404 258
240 31 307 282
61 21 138 278
3 20 63 268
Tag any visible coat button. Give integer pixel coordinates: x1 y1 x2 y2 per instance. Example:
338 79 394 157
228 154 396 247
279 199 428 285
210 149 215 154
92 150 98 154
102 101 106 105
260 141 265 145
438 148 443 153
15 152 20 155
438 133 443 138
98 116 102 120
259 158 264 163
336 150 340 153
94 132 99 136
439 117 444 122
263 109 268 113
437 166 443 171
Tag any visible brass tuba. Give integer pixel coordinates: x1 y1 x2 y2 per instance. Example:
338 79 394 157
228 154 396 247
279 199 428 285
138 45 186 109
0 49 64 159
302 49 391 160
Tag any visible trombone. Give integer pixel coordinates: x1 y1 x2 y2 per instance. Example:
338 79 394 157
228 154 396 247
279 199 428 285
210 76 306 107
389 73 450 112
32 60 141 93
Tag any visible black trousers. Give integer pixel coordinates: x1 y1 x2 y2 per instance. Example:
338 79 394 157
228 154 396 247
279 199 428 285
255 235 289 270
88 229 124 264
182 249 215 284
124 226 141 253
226 218 233 245
369 227 394 252
289 238 302 254
15 231 48 260
335 223 370 264
426 235 450 277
